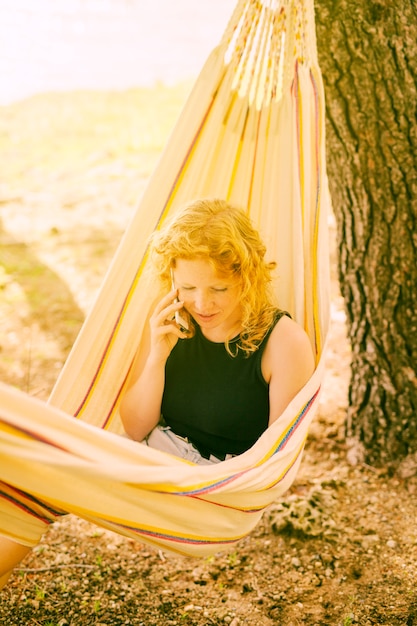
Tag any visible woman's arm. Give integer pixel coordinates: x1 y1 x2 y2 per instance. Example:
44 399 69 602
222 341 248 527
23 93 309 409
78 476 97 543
120 290 187 441
262 315 316 425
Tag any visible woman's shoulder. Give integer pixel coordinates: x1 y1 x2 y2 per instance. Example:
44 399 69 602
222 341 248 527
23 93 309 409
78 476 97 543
261 314 315 382
269 313 312 349
261 308 291 342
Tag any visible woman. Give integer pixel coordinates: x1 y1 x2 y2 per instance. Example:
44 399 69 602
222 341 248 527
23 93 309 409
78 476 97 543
120 198 315 463
0 197 315 587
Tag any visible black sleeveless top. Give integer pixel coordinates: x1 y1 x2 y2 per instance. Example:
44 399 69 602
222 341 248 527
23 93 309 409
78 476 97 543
161 310 288 457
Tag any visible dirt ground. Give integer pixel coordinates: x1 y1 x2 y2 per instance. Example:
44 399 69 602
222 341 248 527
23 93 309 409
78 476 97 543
1 90 417 626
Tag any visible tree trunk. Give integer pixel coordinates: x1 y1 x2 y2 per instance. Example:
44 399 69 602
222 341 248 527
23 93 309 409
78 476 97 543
314 1 417 470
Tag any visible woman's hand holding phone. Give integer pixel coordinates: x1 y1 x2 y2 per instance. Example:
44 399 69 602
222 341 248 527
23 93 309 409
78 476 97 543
148 289 189 364
120 289 186 439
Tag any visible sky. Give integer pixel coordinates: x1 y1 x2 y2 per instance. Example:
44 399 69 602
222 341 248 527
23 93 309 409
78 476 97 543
0 0 238 104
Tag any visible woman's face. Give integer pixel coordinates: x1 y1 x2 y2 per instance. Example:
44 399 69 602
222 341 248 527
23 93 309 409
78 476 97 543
173 258 243 342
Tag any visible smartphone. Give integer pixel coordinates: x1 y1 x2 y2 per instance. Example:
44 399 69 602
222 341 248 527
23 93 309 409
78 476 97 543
170 269 190 333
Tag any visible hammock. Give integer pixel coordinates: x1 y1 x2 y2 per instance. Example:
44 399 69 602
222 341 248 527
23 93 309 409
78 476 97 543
0 0 330 557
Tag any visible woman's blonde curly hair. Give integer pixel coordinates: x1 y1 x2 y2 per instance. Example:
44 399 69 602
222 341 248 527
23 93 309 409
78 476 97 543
149 198 279 356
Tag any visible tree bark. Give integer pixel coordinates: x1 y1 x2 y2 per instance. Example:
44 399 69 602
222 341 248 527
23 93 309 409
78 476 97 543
314 0 417 469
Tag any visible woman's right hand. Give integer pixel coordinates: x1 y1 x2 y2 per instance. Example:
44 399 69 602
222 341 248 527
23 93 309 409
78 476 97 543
120 289 188 440
148 289 188 364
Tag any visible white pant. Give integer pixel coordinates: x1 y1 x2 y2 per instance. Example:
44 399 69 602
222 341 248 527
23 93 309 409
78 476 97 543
145 426 234 465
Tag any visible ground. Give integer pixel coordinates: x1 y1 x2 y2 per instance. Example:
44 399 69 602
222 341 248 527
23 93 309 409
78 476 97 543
1 89 417 626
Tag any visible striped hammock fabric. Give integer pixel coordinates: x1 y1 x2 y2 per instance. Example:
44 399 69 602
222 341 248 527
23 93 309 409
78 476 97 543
0 0 331 557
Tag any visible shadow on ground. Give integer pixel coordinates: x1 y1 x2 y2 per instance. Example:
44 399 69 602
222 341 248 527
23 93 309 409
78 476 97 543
0 217 85 397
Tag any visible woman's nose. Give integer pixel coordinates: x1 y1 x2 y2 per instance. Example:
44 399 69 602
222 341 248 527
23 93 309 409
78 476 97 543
194 290 211 311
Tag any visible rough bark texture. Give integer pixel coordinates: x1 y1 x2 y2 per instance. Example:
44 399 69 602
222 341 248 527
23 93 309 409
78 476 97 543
314 1 417 469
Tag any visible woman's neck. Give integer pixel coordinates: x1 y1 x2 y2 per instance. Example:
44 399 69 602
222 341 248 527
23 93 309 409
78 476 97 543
199 321 243 344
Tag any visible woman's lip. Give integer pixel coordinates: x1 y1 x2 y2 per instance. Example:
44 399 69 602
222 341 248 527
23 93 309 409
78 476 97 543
194 312 217 321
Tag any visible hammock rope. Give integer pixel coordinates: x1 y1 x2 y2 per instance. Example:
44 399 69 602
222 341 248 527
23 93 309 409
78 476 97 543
0 0 331 557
